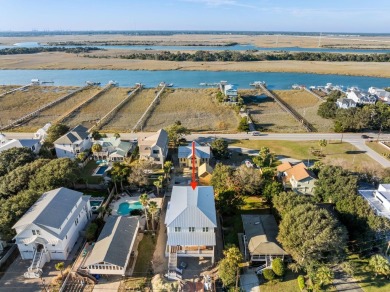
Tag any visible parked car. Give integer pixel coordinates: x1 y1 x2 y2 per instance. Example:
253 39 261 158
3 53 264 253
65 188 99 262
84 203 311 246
251 131 261 136
361 134 369 139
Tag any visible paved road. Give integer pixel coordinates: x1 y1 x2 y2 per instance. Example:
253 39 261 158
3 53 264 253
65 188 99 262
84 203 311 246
4 131 390 167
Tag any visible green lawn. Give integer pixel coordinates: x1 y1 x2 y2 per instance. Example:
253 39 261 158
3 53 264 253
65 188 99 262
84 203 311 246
260 270 302 292
347 255 390 292
133 234 156 277
230 140 383 171
365 141 390 161
80 160 103 184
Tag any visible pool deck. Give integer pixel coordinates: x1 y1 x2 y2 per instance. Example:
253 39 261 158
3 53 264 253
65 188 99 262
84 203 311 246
111 193 162 216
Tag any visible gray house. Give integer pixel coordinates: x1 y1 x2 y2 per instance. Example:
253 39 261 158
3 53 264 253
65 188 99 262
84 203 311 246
81 216 139 276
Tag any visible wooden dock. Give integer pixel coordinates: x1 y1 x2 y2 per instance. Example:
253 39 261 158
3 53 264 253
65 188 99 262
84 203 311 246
0 84 33 98
57 83 114 124
0 84 91 131
89 84 143 132
258 84 315 132
132 84 166 132
304 87 325 102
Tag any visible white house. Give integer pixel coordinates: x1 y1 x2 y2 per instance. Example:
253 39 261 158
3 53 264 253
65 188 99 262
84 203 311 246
359 184 390 220
368 87 390 103
178 142 211 168
219 81 238 103
336 98 357 109
0 135 41 154
165 186 217 278
92 137 134 162
13 188 91 278
81 216 139 276
54 125 92 159
139 129 168 167
34 123 51 141
347 88 376 105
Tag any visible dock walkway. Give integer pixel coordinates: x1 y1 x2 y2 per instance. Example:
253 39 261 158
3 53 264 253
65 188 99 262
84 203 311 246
259 84 315 132
0 84 32 98
132 84 166 132
304 87 325 102
0 85 90 131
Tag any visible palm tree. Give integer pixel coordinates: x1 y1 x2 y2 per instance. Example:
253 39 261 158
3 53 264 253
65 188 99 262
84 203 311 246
318 139 328 152
55 262 65 279
315 266 334 287
163 161 173 179
139 193 150 230
111 162 131 191
92 143 102 153
148 201 158 230
153 179 162 196
114 133 120 139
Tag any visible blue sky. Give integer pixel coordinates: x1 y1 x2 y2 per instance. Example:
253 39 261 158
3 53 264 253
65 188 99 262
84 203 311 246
0 0 389 32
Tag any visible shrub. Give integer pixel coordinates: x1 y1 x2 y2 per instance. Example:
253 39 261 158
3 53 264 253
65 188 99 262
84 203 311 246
297 275 305 291
272 258 285 277
263 269 276 281
86 223 98 242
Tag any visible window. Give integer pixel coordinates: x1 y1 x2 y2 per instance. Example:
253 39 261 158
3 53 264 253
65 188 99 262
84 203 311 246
189 227 195 232
75 218 79 226
32 230 40 235
203 227 209 232
175 227 181 232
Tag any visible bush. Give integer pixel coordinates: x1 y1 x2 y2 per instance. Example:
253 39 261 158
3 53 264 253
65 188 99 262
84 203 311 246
263 269 276 281
297 275 305 291
272 258 285 277
86 223 98 242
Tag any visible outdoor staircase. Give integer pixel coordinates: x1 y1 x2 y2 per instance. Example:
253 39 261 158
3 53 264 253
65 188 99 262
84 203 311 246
24 248 47 278
255 256 273 275
167 246 181 280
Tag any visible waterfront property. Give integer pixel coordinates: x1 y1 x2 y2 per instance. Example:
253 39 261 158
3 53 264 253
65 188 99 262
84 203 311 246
54 124 92 159
92 137 135 162
368 87 390 103
346 87 377 105
336 98 357 109
165 186 217 278
277 161 317 195
358 184 390 220
241 214 288 268
178 142 211 168
219 81 238 103
139 129 168 167
12 188 91 278
81 216 139 276
0 134 41 154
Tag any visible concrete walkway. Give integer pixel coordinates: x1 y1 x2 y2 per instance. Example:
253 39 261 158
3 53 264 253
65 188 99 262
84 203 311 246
348 140 390 168
333 266 363 292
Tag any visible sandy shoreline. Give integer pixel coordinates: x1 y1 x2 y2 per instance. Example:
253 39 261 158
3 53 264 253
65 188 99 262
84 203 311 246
0 52 389 78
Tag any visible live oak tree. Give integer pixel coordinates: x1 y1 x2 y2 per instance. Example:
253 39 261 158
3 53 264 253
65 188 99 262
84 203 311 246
166 121 189 147
211 138 229 159
215 190 244 215
277 203 347 269
232 165 263 196
0 147 36 177
210 163 234 194
272 191 313 218
44 123 69 146
92 143 102 153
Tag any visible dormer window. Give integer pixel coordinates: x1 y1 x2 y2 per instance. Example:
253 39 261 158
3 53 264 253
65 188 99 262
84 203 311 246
32 230 40 236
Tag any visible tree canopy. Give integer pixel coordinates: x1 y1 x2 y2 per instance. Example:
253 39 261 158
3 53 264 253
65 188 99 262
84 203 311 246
211 138 229 159
217 245 243 287
277 203 347 269
44 123 69 146
165 122 190 147
0 147 36 177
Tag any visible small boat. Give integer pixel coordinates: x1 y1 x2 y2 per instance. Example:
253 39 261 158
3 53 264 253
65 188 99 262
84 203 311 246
199 83 206 86
250 81 266 87
166 83 174 87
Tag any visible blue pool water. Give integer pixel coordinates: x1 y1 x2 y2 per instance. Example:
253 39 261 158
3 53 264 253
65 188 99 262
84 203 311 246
117 201 143 216
95 166 107 175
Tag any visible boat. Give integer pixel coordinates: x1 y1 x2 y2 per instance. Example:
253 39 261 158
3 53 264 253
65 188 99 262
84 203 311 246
199 83 206 86
166 83 174 87
250 81 266 87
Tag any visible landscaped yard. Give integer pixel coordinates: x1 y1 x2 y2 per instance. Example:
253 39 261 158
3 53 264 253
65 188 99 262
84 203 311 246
133 234 156 277
366 141 390 161
80 160 103 184
347 254 390 292
230 140 383 171
260 270 302 292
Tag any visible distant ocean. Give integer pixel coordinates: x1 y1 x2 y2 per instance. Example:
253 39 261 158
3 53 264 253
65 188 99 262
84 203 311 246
0 30 389 37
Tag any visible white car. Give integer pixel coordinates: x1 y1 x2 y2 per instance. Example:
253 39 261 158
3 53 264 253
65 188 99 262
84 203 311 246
251 131 261 136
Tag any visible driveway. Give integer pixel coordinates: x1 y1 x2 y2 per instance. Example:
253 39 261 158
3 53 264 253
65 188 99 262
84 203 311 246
240 269 260 292
333 266 363 292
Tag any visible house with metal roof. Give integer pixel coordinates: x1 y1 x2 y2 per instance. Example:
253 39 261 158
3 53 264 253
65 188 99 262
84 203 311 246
178 142 211 168
13 188 91 278
165 186 217 278
241 214 288 266
336 98 357 109
277 161 317 195
54 124 92 159
0 134 41 154
92 137 135 162
359 184 390 220
139 129 168 167
81 216 139 276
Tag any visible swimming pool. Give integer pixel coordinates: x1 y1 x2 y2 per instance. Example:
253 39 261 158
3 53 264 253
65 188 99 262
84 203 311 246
95 166 108 176
117 201 143 216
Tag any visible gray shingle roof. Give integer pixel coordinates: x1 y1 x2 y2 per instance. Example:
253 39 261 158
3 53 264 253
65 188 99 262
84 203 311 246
84 216 139 268
13 188 85 230
54 124 89 145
